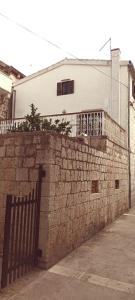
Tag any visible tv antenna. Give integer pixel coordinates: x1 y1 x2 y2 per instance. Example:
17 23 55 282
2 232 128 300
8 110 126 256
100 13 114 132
99 38 111 58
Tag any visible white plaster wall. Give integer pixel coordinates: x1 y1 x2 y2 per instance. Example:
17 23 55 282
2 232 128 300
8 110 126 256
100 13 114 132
127 75 135 153
130 107 135 152
119 65 128 131
14 64 111 118
111 49 120 124
0 71 12 93
14 62 130 132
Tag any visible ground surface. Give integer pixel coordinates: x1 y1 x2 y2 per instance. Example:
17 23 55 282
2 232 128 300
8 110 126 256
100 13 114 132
1 208 135 299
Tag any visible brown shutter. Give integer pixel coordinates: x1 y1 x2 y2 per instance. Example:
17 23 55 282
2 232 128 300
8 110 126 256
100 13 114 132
132 80 135 99
57 82 62 96
70 80 74 94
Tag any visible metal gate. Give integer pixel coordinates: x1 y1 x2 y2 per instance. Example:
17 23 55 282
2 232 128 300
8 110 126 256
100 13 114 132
1 165 45 288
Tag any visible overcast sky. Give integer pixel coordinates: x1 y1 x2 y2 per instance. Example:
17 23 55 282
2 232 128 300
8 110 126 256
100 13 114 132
0 0 134 75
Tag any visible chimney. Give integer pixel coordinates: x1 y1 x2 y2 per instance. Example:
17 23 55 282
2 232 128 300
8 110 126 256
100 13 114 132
111 48 121 124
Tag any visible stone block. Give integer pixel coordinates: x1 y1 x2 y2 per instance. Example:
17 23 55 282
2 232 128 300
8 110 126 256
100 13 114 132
61 147 66 158
67 160 72 170
66 170 70 182
67 149 72 159
0 146 5 157
55 157 62 167
63 159 68 169
71 150 76 160
36 149 46 164
4 137 15 146
4 168 16 181
62 136 66 147
25 145 36 156
6 146 15 157
29 168 39 181
55 137 62 151
16 168 28 181
64 182 71 194
0 137 4 146
14 136 24 145
71 182 77 194
15 146 25 157
23 157 35 168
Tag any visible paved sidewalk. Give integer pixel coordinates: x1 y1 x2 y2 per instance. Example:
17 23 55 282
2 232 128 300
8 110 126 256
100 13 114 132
1 208 135 299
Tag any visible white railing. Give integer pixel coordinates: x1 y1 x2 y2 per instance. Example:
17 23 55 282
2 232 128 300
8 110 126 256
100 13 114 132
76 111 104 136
0 110 104 137
0 109 127 147
0 118 25 134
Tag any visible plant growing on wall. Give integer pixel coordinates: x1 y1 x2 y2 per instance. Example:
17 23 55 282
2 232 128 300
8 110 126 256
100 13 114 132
9 104 71 135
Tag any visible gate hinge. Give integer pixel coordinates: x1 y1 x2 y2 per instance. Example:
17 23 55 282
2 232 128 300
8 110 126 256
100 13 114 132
37 249 42 257
41 170 46 177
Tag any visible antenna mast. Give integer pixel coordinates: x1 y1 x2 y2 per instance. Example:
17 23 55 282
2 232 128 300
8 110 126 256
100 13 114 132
99 38 111 58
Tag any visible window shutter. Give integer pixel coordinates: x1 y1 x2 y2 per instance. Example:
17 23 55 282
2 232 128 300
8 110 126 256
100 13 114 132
70 80 74 94
132 81 135 99
57 82 62 96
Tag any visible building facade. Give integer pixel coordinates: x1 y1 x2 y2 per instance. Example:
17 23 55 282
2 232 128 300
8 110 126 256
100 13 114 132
13 49 135 145
8 49 135 206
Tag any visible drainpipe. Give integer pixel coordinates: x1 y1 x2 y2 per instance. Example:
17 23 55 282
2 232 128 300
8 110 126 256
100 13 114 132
12 89 16 120
128 67 131 208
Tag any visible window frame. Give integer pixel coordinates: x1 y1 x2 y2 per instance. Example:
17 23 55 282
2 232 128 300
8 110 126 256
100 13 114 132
91 180 99 193
115 180 119 189
57 80 74 96
132 80 135 99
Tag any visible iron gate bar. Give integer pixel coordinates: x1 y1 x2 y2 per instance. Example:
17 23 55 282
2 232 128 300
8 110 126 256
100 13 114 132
21 195 27 276
1 164 45 289
9 196 16 284
13 196 20 282
17 196 23 278
28 189 34 269
25 192 31 273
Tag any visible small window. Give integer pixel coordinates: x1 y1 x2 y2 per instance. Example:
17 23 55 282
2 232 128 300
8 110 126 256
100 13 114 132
115 180 119 189
132 81 135 99
92 180 99 193
57 80 74 96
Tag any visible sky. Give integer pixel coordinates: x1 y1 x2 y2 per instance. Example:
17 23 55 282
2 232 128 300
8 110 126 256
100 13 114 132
0 0 134 75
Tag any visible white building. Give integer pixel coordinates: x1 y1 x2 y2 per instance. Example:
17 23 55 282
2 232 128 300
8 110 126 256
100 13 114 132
13 49 135 150
12 48 135 207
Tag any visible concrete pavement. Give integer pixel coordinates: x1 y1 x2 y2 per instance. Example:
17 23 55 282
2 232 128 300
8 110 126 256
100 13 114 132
1 208 135 299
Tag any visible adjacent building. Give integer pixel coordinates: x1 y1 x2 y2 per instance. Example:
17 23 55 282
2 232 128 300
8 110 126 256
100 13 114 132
0 60 25 119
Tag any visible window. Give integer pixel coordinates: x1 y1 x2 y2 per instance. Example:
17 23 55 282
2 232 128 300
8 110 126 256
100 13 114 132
132 81 135 99
57 80 74 96
92 180 99 193
115 180 119 189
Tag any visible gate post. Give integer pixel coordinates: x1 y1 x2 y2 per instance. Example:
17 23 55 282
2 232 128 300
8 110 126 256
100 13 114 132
1 195 12 288
34 164 45 265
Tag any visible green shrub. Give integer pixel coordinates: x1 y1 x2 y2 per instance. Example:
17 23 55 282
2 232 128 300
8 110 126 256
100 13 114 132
9 104 71 136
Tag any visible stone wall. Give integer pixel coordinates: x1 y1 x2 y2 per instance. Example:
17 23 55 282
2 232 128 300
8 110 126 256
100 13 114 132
0 93 11 120
41 133 129 268
104 111 127 148
0 131 129 268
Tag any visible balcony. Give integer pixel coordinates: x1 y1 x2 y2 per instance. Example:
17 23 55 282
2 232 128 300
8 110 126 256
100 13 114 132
0 109 127 148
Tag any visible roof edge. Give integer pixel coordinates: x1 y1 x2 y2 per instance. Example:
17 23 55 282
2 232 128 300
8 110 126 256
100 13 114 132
13 58 133 87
